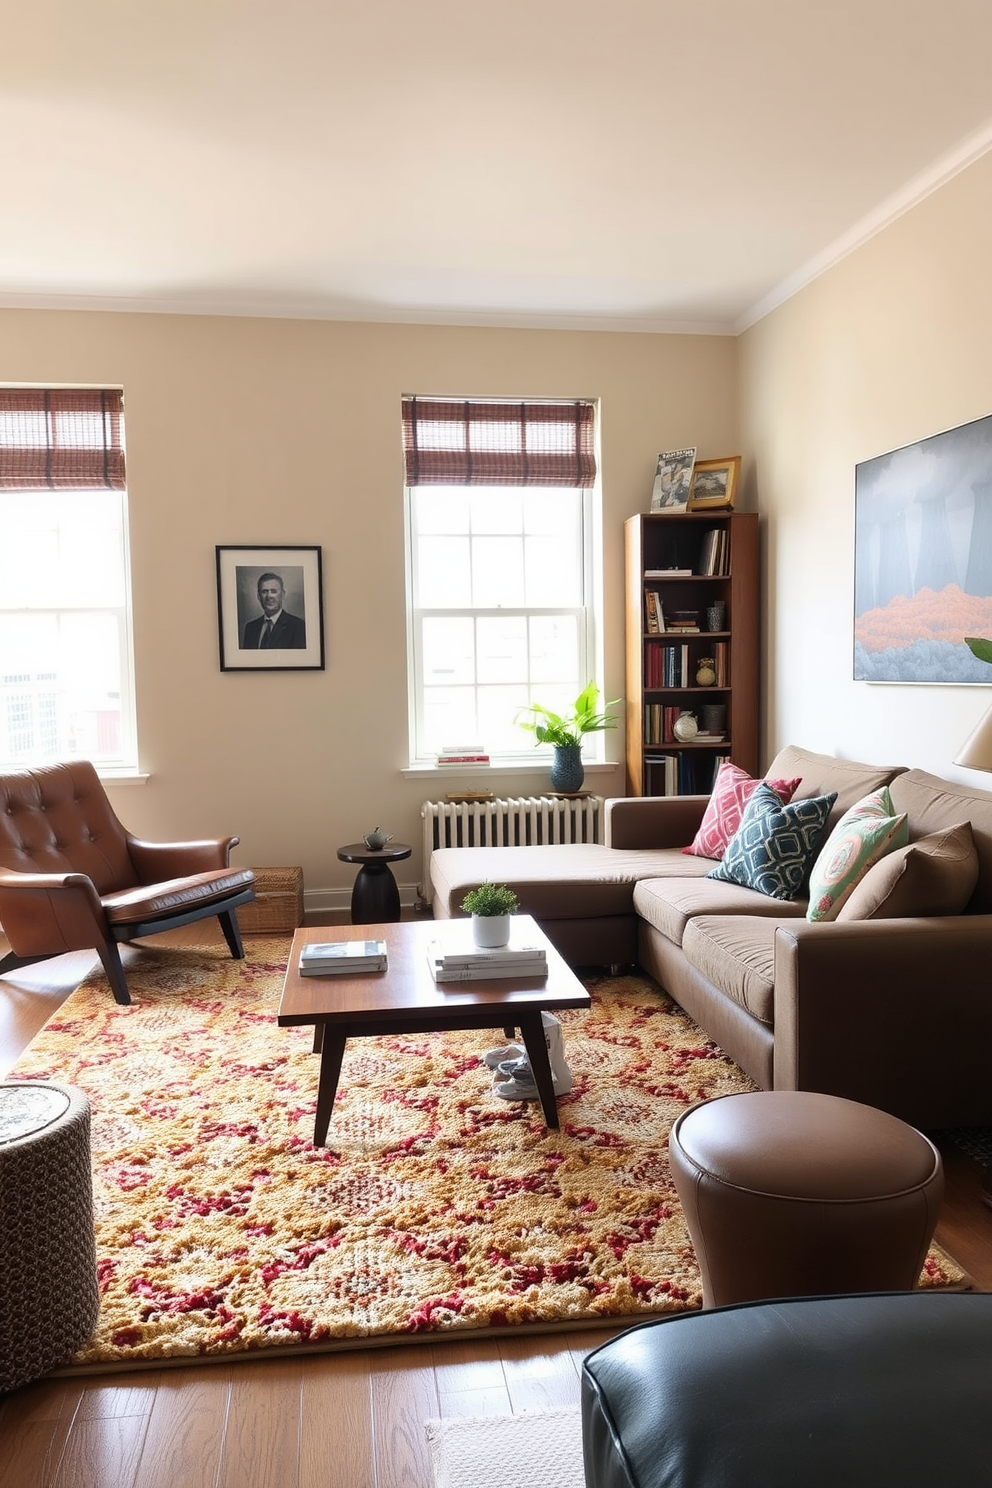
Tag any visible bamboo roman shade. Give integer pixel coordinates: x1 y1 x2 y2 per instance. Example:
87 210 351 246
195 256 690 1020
0 388 126 490
402 396 596 487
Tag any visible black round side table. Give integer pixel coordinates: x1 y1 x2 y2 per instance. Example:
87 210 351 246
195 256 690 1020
337 843 412 924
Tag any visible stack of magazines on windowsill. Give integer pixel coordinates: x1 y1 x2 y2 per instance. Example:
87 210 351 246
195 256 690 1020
298 939 388 976
435 743 491 766
426 935 548 983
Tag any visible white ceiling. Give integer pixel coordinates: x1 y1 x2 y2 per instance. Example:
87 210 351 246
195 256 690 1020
3 0 992 334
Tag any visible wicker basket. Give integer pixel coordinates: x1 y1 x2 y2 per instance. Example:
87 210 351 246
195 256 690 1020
237 866 304 933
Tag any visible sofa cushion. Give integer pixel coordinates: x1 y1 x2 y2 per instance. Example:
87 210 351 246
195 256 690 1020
682 762 802 860
836 821 979 921
708 785 837 901
681 915 796 1025
806 787 909 922
764 745 906 826
888 768 992 913
634 876 806 947
429 843 712 922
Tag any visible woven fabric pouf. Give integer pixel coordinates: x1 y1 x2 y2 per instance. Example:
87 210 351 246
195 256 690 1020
0 1083 99 1391
669 1090 944 1308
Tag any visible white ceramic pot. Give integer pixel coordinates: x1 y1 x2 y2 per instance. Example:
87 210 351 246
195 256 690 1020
472 914 511 947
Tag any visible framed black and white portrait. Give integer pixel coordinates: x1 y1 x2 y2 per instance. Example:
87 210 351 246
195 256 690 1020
216 545 325 671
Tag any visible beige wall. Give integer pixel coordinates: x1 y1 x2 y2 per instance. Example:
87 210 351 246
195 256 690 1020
740 149 992 780
1 311 738 910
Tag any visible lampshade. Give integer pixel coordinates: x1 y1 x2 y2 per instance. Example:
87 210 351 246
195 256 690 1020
954 706 992 771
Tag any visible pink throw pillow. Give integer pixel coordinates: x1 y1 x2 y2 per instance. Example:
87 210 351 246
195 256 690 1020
682 762 803 860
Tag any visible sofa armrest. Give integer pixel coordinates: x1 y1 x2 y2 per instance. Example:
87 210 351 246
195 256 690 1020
604 795 709 850
127 835 240 880
772 916 992 1126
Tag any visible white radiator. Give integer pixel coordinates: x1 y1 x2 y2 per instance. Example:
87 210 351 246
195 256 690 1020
420 794 604 900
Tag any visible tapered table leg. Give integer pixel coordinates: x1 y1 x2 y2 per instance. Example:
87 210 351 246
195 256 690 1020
313 1028 348 1145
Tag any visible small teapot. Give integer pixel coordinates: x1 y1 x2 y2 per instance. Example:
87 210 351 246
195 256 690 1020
363 826 393 851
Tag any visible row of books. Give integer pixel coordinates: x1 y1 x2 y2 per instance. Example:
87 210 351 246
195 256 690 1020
299 939 387 976
644 640 728 688
642 527 729 580
427 936 547 983
643 703 727 745
435 743 490 766
644 753 731 795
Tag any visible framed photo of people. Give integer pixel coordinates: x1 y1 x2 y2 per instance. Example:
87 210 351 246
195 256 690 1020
216 545 325 671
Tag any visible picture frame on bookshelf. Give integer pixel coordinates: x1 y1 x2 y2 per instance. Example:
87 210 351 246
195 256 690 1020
688 456 741 511
216 544 326 671
650 448 696 513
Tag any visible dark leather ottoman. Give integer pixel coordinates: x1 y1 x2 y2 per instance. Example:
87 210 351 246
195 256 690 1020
582 1291 992 1488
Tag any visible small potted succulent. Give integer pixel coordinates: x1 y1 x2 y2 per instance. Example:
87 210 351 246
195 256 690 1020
460 882 520 947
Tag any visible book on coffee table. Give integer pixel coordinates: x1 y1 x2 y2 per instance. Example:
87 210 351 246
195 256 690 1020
426 936 547 982
299 939 387 975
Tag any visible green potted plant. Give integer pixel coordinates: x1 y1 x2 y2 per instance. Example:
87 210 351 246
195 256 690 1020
516 681 620 792
460 882 520 947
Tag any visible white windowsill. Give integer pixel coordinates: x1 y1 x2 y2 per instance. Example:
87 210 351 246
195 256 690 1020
401 760 618 779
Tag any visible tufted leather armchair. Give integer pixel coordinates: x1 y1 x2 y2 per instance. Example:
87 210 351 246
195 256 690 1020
0 761 255 1005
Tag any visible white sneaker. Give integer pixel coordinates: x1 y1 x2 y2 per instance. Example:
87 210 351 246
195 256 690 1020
481 1042 525 1070
494 1013 573 1097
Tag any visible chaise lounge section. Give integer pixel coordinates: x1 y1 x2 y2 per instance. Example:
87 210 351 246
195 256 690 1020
429 745 992 1128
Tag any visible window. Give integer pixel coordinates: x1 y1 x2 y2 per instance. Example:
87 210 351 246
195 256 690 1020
403 396 602 765
0 389 136 771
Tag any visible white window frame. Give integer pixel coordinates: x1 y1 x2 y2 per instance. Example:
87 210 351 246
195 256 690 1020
404 469 605 770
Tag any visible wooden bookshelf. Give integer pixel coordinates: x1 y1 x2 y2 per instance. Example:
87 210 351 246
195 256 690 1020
624 510 759 796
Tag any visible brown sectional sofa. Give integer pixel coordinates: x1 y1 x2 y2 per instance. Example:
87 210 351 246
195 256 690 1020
429 745 992 1128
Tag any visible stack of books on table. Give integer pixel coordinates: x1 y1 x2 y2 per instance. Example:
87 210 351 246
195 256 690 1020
435 744 490 766
427 936 548 983
298 939 388 976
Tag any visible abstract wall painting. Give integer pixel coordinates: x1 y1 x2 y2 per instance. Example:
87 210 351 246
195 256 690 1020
854 413 992 684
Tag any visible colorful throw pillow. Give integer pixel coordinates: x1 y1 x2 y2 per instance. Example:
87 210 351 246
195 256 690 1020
683 762 803 860
837 821 979 921
805 787 909 922
707 783 837 901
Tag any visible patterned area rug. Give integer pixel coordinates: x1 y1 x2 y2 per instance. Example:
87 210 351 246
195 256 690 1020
9 937 967 1367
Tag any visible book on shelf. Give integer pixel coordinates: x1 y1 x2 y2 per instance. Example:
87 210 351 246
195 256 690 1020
693 731 726 743
644 567 693 578
696 527 728 577
299 938 387 975
644 590 663 634
436 753 490 765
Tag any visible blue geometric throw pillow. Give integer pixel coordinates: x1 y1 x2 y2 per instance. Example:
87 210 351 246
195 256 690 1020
707 782 838 901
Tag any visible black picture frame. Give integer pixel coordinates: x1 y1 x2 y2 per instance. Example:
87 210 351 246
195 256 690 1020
216 545 325 671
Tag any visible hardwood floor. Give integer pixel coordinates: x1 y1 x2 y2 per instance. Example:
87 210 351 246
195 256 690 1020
2 932 990 1488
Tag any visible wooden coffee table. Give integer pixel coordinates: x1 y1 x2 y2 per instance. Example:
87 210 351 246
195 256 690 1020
277 916 591 1145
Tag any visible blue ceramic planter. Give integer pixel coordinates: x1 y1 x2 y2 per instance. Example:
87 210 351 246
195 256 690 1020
551 745 585 793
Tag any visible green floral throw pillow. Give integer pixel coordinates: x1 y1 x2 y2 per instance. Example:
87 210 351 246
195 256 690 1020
708 782 837 901
806 786 909 922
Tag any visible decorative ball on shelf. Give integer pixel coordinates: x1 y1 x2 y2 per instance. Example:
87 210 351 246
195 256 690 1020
695 657 717 686
673 711 699 741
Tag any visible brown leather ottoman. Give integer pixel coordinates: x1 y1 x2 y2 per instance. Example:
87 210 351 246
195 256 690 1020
668 1090 943 1307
